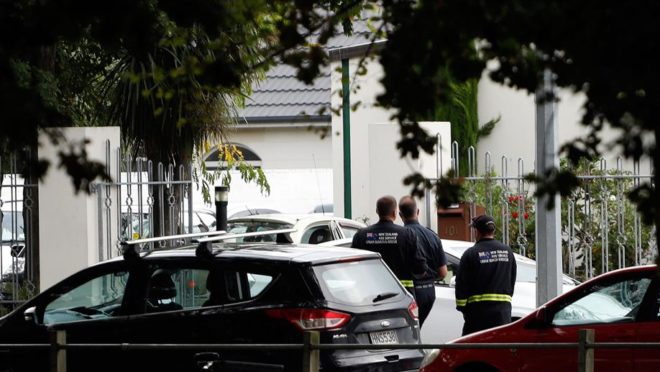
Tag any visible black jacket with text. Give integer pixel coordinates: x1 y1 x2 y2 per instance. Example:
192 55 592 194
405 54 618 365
352 220 427 284
455 238 517 312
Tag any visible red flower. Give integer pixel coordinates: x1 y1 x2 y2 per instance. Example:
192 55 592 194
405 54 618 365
508 196 515 203
512 211 519 219
524 212 529 219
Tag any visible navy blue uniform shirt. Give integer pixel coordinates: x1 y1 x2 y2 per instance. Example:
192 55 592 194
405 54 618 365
404 221 447 281
352 220 427 281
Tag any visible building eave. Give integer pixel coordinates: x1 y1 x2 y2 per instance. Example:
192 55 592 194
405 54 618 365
328 39 386 61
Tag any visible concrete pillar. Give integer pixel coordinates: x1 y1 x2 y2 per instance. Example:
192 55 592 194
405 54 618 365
38 127 120 291
535 70 563 306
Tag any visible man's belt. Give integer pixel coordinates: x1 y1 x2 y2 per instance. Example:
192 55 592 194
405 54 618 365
414 283 434 289
413 279 435 289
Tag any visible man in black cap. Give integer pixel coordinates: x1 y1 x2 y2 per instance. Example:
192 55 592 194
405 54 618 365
455 214 517 335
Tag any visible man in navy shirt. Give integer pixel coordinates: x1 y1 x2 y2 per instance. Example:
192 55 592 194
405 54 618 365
352 196 427 295
399 196 447 326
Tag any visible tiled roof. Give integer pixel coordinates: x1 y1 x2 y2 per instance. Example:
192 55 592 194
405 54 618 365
238 64 331 123
238 19 374 124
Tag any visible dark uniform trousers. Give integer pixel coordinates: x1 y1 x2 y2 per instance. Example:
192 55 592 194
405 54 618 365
461 302 512 336
413 280 435 326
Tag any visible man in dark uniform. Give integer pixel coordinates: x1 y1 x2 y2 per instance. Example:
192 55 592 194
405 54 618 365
352 196 427 295
399 196 447 327
455 214 517 335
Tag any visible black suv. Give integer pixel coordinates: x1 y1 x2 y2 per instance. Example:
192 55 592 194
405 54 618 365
0 242 423 372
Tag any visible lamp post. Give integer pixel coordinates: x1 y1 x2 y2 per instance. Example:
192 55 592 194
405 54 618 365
215 186 229 231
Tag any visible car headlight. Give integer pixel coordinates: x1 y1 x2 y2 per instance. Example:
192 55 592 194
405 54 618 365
420 348 440 370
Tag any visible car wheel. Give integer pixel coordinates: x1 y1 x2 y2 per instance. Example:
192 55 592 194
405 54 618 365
455 362 499 372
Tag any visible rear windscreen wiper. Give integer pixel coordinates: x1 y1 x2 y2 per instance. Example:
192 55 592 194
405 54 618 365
372 292 398 303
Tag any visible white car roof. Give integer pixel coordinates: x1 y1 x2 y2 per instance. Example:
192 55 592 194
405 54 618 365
323 237 536 265
228 214 365 227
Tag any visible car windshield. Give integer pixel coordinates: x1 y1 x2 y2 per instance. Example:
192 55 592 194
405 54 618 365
1 211 24 242
226 220 293 242
313 259 404 306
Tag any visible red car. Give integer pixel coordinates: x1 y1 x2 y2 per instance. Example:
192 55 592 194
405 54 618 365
420 265 659 372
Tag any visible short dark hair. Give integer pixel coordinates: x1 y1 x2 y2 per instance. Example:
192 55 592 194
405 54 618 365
376 196 397 218
398 196 417 219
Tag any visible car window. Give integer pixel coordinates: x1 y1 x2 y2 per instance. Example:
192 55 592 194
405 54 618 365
44 270 129 325
313 259 404 306
204 269 274 306
438 262 458 286
121 213 150 240
146 268 210 312
302 225 333 244
192 211 216 233
552 277 651 326
339 223 359 239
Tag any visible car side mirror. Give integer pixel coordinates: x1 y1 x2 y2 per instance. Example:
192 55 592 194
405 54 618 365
23 306 39 325
527 306 550 329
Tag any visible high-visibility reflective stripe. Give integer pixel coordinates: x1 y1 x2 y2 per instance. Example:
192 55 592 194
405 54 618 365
400 280 414 287
456 294 512 307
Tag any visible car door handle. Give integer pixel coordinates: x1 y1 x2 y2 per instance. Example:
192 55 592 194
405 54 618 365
194 352 220 371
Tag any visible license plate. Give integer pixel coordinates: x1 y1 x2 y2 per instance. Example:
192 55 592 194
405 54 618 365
369 330 398 344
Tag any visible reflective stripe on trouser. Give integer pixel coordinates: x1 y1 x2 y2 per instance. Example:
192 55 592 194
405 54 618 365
400 280 414 288
456 293 512 308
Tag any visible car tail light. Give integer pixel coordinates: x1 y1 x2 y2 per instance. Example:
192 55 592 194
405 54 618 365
265 308 351 331
408 301 419 320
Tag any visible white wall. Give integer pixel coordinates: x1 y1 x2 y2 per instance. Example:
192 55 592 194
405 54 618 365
192 126 334 215
331 58 451 228
331 59 394 222
221 168 333 216
228 126 332 169
38 127 120 291
366 122 451 228
477 73 651 174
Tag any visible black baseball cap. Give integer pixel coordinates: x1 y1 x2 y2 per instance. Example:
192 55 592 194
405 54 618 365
469 215 496 232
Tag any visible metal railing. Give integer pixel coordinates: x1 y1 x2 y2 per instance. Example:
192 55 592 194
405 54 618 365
0 150 39 310
3 328 660 372
91 141 195 260
430 139 657 281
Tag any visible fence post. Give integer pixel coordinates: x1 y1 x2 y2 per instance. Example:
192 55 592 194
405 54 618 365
302 330 320 372
50 329 67 372
578 329 594 372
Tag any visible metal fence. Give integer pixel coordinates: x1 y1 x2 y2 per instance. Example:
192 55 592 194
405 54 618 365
433 141 656 280
91 141 195 260
0 151 38 309
0 144 195 312
6 328 657 372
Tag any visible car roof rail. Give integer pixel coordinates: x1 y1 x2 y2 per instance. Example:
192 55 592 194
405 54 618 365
120 230 228 260
195 228 297 259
